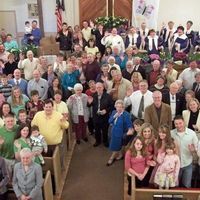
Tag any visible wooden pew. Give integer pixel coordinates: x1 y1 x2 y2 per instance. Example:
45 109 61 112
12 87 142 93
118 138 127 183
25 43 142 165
43 146 62 196
124 173 200 200
43 170 54 200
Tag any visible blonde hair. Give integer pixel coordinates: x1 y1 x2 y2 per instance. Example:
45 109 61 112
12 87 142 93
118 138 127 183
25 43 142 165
140 123 155 145
11 87 23 106
131 72 143 83
115 99 125 108
187 98 200 111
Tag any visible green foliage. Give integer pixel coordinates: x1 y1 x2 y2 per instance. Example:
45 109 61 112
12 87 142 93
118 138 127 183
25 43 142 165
8 44 38 59
95 16 128 29
21 44 38 57
159 51 172 62
188 52 200 62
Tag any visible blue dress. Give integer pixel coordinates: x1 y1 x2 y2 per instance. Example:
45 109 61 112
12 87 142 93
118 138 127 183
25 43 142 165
109 110 132 151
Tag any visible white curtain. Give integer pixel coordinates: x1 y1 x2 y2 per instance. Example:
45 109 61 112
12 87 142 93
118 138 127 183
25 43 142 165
132 0 160 30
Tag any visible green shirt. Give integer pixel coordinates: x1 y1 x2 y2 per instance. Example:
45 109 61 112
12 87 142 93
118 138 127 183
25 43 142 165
0 125 18 159
171 127 198 168
14 137 31 153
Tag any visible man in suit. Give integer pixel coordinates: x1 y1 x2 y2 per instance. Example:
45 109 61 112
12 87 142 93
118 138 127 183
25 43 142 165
132 57 146 79
8 69 27 95
144 90 172 133
88 82 113 147
162 82 184 121
192 72 200 102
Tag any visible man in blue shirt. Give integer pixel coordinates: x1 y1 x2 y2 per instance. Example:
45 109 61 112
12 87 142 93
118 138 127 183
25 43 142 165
29 20 41 46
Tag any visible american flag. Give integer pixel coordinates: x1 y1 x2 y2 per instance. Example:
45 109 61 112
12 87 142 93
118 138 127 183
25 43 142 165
55 0 65 32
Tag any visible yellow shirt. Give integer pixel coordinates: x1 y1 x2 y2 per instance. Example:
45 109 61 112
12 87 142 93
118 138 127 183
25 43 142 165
82 27 92 42
31 111 69 145
85 46 99 56
53 101 69 114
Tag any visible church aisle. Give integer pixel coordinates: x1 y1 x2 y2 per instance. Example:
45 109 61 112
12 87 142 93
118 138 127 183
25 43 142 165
61 135 124 200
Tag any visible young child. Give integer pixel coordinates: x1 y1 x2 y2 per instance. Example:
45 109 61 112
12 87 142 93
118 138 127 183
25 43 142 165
0 74 12 100
26 90 44 120
30 125 48 165
125 136 150 195
154 142 180 189
24 21 32 45
17 109 31 126
123 119 144 147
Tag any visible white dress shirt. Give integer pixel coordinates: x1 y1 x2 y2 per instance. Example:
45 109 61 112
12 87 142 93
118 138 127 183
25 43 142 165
170 93 176 120
178 67 200 90
124 90 153 119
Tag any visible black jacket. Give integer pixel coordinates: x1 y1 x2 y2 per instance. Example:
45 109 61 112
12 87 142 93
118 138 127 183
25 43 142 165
90 92 113 123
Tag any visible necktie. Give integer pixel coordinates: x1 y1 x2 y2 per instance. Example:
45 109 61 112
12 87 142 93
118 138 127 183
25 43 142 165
172 95 175 100
143 31 145 36
16 80 19 86
138 95 144 119
195 84 200 93
97 95 101 111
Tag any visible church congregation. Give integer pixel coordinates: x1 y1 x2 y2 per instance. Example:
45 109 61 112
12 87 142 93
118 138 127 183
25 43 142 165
1 1 200 199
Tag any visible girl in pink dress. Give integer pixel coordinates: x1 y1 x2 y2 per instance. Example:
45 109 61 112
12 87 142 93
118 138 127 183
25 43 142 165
125 136 149 195
154 142 180 189
149 124 172 184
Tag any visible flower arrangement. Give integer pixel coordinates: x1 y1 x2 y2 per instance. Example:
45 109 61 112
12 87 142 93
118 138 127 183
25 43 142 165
95 16 128 29
173 52 187 62
159 51 172 63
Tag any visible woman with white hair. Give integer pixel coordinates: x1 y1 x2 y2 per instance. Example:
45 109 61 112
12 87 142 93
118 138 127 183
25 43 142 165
107 99 133 166
13 148 43 200
67 83 89 144
107 56 121 71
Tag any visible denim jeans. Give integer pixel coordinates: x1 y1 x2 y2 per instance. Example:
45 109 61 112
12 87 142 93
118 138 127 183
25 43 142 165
179 163 193 188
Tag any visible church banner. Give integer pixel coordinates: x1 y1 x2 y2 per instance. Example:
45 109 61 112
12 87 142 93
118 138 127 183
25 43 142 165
132 0 160 30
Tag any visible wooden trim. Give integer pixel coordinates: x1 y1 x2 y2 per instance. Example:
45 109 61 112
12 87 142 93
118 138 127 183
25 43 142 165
37 0 44 37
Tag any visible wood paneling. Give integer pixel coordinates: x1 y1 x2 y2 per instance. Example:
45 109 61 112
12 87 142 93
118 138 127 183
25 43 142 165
114 0 132 20
79 0 106 25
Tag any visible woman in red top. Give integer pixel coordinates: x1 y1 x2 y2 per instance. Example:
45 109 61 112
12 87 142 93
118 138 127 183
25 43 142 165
125 136 149 195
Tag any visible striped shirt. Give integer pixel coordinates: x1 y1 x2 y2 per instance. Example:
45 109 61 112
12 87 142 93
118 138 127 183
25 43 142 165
0 84 12 99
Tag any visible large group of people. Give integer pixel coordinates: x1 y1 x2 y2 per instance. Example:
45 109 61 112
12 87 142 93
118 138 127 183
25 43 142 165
0 18 200 199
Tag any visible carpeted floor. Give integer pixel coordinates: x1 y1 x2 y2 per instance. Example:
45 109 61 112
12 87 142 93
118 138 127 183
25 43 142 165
61 135 124 200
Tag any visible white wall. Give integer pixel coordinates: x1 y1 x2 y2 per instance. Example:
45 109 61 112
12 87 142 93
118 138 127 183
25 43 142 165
158 0 200 31
1 0 199 34
0 0 38 33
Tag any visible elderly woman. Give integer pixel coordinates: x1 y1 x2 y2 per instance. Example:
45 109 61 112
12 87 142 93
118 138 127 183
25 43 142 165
107 100 132 166
13 148 43 200
121 47 134 70
107 56 121 71
62 63 80 99
67 83 89 144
